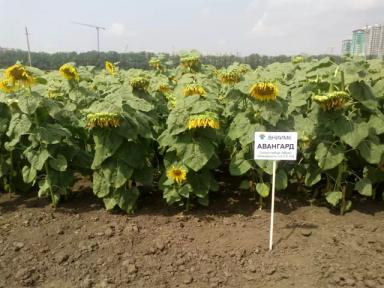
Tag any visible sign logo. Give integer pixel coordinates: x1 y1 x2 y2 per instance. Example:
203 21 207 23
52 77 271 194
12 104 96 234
259 134 266 140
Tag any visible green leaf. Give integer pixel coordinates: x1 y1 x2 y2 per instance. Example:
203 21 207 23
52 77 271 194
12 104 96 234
17 96 42 114
49 154 67 172
177 138 215 172
315 143 345 170
163 187 182 205
325 191 342 207
117 141 147 169
92 170 111 198
256 183 270 197
35 124 71 144
117 187 140 213
305 165 322 187
24 148 50 171
229 150 252 176
5 113 32 149
349 82 379 112
22 166 37 184
37 179 50 198
275 169 288 191
355 178 372 197
358 139 384 164
179 184 193 198
132 166 153 186
239 179 250 190
114 162 133 188
103 187 140 213
368 114 384 135
92 130 123 168
331 118 369 148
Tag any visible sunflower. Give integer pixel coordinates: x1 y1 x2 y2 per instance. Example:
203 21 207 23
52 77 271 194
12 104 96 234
166 165 187 184
129 77 149 90
249 82 279 101
105 61 116 75
180 55 200 69
312 91 349 111
188 113 219 130
4 64 34 87
219 70 242 85
59 64 79 81
86 112 121 129
292 56 305 64
0 78 14 93
158 83 171 93
149 57 163 70
183 84 206 96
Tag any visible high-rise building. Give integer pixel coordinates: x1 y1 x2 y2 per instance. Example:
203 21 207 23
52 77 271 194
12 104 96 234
365 24 384 57
351 29 366 56
341 39 352 55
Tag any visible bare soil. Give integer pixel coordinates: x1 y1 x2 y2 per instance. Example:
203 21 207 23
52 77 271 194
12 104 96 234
1 186 384 288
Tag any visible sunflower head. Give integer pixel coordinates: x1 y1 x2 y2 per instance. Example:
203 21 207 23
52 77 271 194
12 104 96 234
292 56 305 64
166 165 187 184
105 61 116 75
59 64 79 81
180 54 200 69
183 84 206 96
149 57 163 71
312 91 350 111
158 83 171 94
0 78 14 93
249 82 279 101
4 64 34 86
219 70 242 85
188 113 220 130
129 76 149 90
86 112 121 129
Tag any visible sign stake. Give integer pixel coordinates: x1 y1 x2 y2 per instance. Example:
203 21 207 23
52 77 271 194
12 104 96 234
269 160 277 251
253 132 297 251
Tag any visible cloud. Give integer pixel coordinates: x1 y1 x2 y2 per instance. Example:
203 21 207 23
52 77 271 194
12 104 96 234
109 22 126 36
350 0 382 10
108 22 137 38
200 7 211 17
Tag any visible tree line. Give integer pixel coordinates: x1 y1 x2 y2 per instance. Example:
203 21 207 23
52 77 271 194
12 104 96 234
0 49 342 70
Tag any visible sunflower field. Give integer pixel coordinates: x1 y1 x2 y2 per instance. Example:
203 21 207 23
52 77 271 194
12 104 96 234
0 52 383 214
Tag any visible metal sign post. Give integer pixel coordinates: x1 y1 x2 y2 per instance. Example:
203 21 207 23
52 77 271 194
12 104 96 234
254 132 297 251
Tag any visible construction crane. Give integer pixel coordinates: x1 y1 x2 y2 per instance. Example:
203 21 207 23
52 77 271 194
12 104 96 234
73 22 106 53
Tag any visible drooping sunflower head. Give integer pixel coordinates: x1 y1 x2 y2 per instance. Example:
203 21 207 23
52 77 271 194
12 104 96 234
219 70 242 85
105 61 116 75
129 76 150 90
249 82 279 101
312 91 350 111
0 78 14 93
219 63 250 85
158 83 171 94
166 165 187 184
59 64 79 81
188 113 220 130
86 112 121 129
180 53 200 69
183 84 206 96
292 56 305 64
4 64 34 86
149 57 163 70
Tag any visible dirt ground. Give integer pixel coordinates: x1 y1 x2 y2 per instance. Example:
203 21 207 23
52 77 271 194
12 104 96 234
1 185 384 288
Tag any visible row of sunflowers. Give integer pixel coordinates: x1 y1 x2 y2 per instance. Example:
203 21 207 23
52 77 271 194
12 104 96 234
0 52 383 214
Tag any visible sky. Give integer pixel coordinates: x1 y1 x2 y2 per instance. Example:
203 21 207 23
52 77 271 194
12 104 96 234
0 0 383 56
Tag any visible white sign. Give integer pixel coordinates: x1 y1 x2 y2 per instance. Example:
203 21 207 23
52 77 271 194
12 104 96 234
253 131 298 251
254 132 298 161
